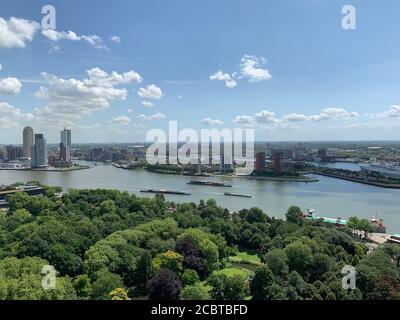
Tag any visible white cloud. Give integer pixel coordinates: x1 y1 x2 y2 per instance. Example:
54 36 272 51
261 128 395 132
0 77 22 95
309 107 359 122
110 35 121 43
240 55 271 82
42 29 80 41
0 64 2 71
255 110 278 123
141 101 155 108
282 113 308 122
0 17 40 48
209 70 237 88
234 115 254 125
137 84 163 99
201 118 224 125
127 108 133 113
138 112 166 120
381 105 400 118
33 67 141 123
110 115 131 125
42 29 106 49
0 102 35 128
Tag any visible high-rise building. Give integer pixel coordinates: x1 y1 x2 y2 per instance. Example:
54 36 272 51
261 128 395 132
220 154 232 172
6 145 17 161
255 152 266 172
60 128 72 161
23 126 34 158
31 134 48 167
273 150 284 174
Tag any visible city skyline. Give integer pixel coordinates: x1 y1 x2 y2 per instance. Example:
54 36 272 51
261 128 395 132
1 1 400 143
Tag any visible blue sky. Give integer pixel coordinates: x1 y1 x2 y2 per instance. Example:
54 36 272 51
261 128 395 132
1 0 400 143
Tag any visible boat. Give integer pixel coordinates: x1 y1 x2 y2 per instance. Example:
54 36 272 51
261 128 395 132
370 215 386 233
187 180 232 187
224 192 253 198
140 189 191 195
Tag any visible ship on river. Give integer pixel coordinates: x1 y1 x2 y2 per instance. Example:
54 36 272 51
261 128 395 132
224 192 253 198
140 189 191 195
188 180 232 187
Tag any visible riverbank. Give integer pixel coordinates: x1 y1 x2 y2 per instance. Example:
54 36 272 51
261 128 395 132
312 171 400 189
0 165 91 173
111 163 318 182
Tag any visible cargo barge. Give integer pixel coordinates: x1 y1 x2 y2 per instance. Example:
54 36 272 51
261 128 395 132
140 189 191 195
188 180 232 187
224 192 253 198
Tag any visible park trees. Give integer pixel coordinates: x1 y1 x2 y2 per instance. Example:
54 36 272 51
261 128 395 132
147 268 182 300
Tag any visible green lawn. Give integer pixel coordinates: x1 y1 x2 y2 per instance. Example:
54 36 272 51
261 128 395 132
228 251 262 266
213 267 250 279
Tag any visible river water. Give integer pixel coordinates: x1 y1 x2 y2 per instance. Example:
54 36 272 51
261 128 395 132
0 162 399 232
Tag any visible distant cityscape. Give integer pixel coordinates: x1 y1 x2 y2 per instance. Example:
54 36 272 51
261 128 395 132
1 127 400 183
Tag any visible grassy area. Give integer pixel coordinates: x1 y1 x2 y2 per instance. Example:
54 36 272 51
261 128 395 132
213 267 250 279
228 251 262 266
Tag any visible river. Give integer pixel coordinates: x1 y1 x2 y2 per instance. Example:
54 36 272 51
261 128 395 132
0 162 399 232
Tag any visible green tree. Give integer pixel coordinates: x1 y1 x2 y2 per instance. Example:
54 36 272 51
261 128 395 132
285 241 313 276
285 206 303 225
135 251 152 289
250 265 281 300
0 257 76 300
91 268 123 300
181 269 200 286
264 249 289 277
73 274 92 299
207 274 247 300
180 282 211 300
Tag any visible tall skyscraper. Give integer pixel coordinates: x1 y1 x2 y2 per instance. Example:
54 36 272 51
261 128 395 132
31 134 48 167
23 126 34 158
60 128 72 161
273 150 284 174
255 152 266 172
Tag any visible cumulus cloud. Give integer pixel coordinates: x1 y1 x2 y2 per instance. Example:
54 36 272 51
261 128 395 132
210 54 271 88
255 110 278 124
0 64 2 71
110 35 121 43
42 29 106 49
0 102 35 128
240 55 271 82
234 115 255 125
33 67 142 123
309 107 359 122
0 17 40 48
234 107 360 128
127 108 133 113
201 118 225 125
0 77 22 95
110 115 131 125
141 101 155 108
282 113 308 122
209 70 237 88
138 112 166 120
381 105 400 118
137 84 163 99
